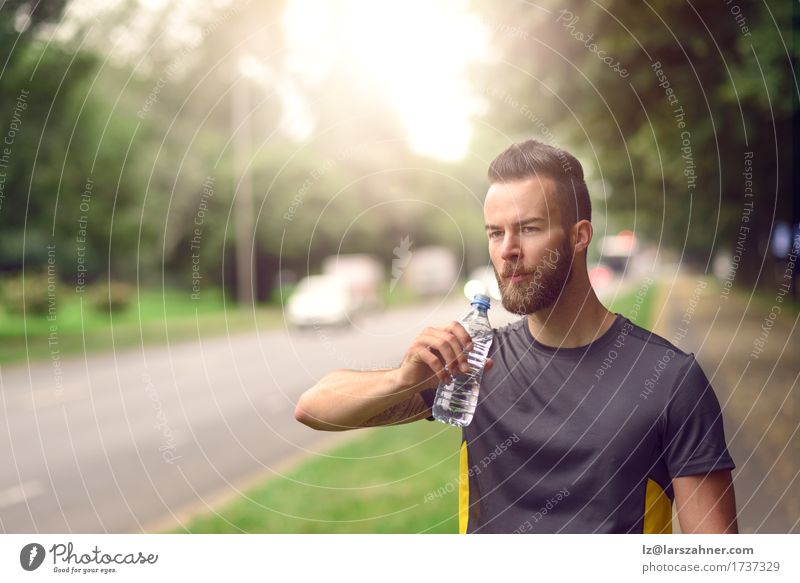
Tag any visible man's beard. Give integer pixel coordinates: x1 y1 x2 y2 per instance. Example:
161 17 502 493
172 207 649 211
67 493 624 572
493 239 573 315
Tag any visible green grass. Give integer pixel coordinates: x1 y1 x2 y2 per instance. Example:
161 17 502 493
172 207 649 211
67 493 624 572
737 279 800 317
0 280 472 365
174 423 463 534
173 276 659 534
0 288 283 365
609 277 658 326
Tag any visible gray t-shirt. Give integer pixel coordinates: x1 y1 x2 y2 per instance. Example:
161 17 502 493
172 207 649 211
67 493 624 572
421 312 735 533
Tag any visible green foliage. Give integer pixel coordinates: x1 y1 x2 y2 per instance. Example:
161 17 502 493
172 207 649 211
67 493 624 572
87 280 134 314
1 270 57 316
471 0 795 287
3 0 792 303
0 285 282 364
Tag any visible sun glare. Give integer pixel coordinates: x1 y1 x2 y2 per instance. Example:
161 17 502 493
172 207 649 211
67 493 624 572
283 0 489 162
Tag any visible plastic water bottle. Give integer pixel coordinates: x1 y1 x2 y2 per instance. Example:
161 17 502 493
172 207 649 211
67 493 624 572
432 294 493 427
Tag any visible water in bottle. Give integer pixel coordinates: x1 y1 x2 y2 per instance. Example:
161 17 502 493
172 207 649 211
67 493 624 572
432 293 493 427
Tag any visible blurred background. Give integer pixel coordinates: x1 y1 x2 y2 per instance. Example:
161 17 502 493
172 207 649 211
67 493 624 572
0 0 797 534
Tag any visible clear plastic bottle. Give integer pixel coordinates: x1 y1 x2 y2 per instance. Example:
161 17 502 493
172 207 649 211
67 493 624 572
432 294 493 427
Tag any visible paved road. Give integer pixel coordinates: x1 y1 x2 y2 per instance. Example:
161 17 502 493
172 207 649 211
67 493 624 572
12 269 789 535
0 295 521 533
652 271 799 533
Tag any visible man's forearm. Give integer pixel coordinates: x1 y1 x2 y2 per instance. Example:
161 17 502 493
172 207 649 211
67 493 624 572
674 471 739 533
294 368 423 431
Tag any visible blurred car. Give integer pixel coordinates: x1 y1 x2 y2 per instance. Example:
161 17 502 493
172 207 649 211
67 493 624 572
588 263 614 291
321 254 384 312
402 246 459 296
598 230 637 275
286 275 359 328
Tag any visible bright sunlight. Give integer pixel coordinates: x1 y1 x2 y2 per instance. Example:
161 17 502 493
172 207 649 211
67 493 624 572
282 0 490 161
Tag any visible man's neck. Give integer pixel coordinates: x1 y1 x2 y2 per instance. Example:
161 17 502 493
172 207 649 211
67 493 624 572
526 292 616 349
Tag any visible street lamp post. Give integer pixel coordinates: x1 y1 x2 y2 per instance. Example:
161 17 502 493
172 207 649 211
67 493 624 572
231 58 255 309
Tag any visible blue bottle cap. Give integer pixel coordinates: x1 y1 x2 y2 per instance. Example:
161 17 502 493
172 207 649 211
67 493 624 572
470 293 491 311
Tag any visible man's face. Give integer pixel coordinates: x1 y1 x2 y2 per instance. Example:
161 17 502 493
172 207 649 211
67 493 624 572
484 177 574 315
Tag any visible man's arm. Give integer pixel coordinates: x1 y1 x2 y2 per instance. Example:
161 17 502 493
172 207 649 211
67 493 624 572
361 391 433 427
294 320 480 431
673 469 738 533
294 368 433 431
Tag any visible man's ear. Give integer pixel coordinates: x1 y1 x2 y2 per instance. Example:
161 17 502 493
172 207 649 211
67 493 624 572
572 220 592 254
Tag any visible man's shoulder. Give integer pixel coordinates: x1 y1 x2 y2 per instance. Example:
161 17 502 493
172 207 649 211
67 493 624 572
620 316 694 361
491 314 691 351
489 313 698 369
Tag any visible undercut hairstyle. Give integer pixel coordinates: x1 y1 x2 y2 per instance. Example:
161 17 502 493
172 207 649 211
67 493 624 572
487 139 592 231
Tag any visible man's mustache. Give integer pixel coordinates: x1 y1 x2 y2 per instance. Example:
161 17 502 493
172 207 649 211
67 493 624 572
499 248 563 278
500 268 533 278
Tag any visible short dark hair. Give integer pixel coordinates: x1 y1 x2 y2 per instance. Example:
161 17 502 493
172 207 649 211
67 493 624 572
487 139 591 230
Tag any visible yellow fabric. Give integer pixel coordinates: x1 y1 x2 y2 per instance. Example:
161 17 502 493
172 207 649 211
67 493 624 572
643 478 672 534
458 439 469 534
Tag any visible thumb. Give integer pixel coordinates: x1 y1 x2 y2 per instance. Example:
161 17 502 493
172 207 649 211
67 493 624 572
484 357 494 372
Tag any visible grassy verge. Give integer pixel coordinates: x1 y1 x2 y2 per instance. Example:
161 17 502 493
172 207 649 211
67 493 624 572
172 277 659 534
174 423 463 534
0 289 283 365
0 280 470 366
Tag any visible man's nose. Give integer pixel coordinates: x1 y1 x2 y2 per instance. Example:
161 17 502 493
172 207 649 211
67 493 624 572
499 232 520 262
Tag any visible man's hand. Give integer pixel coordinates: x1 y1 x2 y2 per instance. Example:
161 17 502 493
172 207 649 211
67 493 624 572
395 321 494 392
673 469 738 533
295 321 494 431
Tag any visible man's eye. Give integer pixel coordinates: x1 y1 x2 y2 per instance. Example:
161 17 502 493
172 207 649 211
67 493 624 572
522 226 539 233
489 231 502 239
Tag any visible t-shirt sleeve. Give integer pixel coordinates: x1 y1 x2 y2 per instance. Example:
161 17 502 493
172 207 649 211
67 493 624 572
419 388 436 421
661 354 736 478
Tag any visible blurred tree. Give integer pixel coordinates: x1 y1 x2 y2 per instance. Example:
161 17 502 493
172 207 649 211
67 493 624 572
471 0 796 288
